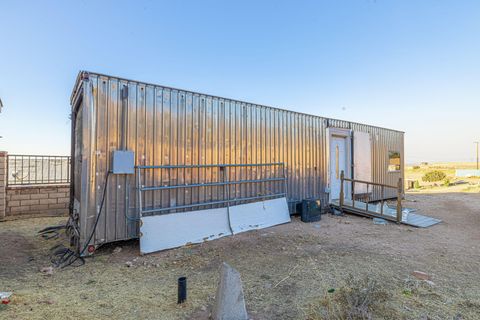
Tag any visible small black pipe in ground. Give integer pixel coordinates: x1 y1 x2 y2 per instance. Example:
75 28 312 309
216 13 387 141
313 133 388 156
177 276 187 304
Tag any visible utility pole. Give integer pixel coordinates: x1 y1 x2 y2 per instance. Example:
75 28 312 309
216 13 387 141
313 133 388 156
475 141 479 170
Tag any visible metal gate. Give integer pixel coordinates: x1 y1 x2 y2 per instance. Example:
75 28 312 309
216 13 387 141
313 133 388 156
136 162 287 216
135 163 291 253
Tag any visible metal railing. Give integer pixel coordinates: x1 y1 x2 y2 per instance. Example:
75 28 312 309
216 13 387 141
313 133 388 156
136 163 287 216
7 154 71 185
339 170 403 223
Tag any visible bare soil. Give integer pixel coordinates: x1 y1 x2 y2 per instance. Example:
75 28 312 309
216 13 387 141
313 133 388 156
1 192 479 319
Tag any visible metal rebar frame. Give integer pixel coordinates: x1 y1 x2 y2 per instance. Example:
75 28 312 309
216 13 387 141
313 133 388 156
136 163 287 217
7 154 71 185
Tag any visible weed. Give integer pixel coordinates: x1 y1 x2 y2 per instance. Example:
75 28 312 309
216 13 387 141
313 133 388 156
402 289 413 297
308 274 390 320
422 170 446 182
403 277 421 295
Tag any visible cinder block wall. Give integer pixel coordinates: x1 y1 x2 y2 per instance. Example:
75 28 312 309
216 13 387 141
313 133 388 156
0 151 70 220
5 185 70 218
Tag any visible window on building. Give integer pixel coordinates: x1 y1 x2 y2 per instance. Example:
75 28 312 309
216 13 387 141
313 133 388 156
388 151 401 172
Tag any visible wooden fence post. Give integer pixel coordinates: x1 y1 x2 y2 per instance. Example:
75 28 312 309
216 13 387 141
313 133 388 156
340 170 344 208
396 178 403 223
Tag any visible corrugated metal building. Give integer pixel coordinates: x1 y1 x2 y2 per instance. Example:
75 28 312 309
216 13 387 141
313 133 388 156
69 71 404 253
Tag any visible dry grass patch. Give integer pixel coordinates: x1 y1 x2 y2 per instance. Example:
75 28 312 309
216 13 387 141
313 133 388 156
307 274 397 320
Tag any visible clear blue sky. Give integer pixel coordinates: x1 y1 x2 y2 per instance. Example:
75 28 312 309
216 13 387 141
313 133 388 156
0 0 479 163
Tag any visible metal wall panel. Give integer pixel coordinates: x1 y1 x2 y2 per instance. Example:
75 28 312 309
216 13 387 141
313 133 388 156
70 71 405 250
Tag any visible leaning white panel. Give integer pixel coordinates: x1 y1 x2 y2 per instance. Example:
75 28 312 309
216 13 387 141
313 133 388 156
229 197 291 234
353 131 372 194
140 207 232 254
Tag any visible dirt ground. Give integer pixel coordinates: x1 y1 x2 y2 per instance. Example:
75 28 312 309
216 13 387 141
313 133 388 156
1 192 479 319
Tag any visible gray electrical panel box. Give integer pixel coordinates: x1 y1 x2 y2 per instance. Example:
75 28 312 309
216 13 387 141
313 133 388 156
112 150 135 174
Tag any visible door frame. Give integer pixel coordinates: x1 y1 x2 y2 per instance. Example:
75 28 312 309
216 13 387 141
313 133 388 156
326 127 352 203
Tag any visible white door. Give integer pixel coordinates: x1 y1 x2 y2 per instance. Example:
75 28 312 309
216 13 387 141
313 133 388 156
330 135 348 201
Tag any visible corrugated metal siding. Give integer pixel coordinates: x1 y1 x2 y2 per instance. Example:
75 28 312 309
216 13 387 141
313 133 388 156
72 72 404 248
